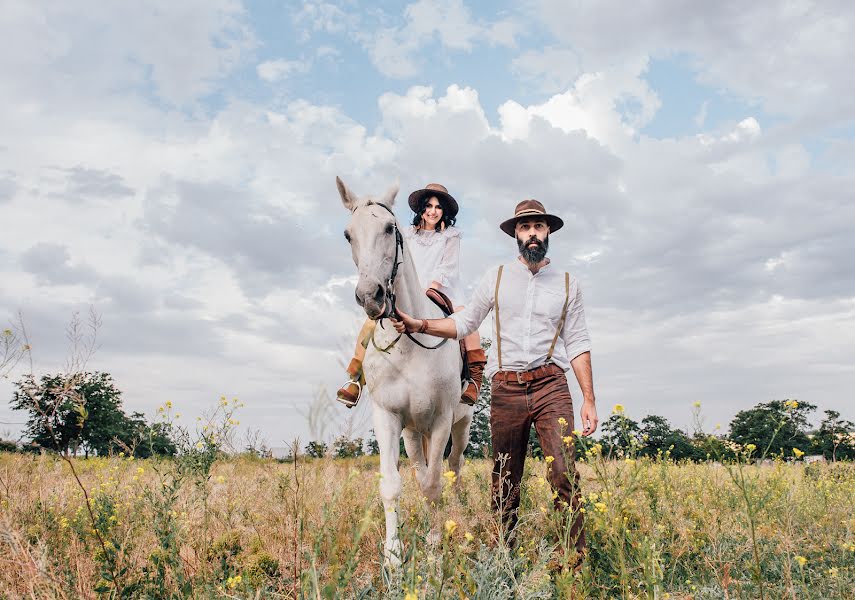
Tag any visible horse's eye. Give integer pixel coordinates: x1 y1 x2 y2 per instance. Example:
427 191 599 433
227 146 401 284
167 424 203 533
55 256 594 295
344 230 351 243
385 223 394 234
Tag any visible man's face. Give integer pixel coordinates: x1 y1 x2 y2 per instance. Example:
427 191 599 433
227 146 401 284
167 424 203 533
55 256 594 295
515 218 549 264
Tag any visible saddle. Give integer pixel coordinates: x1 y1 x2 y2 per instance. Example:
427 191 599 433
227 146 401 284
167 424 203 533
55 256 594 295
425 288 471 382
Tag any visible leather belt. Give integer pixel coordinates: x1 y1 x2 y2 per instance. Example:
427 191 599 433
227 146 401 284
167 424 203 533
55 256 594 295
493 362 563 384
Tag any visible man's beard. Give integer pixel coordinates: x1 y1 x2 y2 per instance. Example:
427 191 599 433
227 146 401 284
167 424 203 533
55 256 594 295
517 234 549 265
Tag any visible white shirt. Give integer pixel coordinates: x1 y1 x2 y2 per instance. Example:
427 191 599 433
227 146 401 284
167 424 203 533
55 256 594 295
402 226 462 303
451 259 592 380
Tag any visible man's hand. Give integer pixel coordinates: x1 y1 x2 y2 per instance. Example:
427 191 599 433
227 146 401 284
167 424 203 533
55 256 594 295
580 399 599 437
391 308 421 334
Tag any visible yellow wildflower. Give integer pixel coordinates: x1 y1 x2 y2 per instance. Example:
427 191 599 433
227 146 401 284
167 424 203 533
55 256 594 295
562 435 573 446
444 520 457 536
793 448 804 458
745 444 757 453
594 502 607 513
464 531 474 542
784 399 799 410
136 467 144 475
544 455 555 465
216 475 225 484
795 555 807 567
443 470 457 486
165 400 172 409
572 429 582 436
404 591 418 600
612 403 625 414
692 401 701 408
557 417 568 427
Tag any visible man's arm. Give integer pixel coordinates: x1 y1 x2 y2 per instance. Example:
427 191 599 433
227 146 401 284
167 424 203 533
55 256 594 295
570 351 598 436
393 267 496 339
392 311 458 338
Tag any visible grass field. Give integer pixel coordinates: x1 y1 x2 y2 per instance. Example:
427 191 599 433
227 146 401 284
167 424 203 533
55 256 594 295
1 446 853 599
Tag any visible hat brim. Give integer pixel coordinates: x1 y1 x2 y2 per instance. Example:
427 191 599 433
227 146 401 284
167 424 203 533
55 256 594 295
500 214 564 237
408 188 459 218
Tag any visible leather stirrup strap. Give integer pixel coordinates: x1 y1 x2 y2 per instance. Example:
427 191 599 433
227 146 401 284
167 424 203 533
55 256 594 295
494 264 504 370
546 272 570 361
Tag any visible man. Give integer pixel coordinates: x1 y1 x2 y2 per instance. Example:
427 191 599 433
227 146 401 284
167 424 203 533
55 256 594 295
392 199 598 563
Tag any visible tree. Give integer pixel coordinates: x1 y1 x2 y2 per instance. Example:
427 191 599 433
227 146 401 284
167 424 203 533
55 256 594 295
11 371 174 457
464 377 493 458
365 430 380 455
639 415 701 461
464 339 493 458
600 413 641 455
304 440 328 458
332 435 364 458
728 400 815 457
812 410 855 461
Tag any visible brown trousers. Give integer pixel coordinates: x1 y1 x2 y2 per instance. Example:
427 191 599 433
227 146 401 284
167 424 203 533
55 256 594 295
490 364 585 553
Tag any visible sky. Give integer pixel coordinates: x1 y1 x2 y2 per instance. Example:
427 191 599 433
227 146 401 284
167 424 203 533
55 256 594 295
1 0 854 449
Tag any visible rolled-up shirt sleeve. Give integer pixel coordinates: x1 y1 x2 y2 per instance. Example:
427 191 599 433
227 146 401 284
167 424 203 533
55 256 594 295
450 267 495 340
561 279 592 361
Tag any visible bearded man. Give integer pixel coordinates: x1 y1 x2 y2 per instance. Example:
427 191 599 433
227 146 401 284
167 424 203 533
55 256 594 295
392 199 599 565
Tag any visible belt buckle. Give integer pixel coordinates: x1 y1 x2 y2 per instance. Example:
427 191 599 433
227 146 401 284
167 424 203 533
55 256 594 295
516 371 525 385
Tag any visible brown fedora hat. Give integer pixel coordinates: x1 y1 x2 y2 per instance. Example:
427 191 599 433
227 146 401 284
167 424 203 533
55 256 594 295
499 199 564 237
408 183 459 218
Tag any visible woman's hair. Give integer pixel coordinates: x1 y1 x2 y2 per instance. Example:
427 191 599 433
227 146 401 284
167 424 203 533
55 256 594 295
411 196 457 231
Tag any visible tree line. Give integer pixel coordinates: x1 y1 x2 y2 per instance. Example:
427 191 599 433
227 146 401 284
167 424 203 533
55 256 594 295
4 369 853 462
4 371 175 457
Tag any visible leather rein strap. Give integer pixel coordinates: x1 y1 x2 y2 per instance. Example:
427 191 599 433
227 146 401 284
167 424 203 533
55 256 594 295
357 202 448 352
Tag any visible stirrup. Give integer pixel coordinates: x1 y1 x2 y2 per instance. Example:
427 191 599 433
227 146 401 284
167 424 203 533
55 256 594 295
336 379 362 408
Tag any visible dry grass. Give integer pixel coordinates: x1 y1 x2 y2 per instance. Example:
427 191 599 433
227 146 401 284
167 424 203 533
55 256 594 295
0 449 853 599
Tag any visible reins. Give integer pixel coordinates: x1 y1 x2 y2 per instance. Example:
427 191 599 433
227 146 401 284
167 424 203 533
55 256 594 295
356 201 448 353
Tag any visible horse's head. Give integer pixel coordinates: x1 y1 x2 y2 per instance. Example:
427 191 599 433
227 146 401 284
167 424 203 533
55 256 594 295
336 176 401 320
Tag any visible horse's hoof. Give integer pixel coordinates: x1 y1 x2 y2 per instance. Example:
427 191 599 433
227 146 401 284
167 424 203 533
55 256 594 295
384 542 404 568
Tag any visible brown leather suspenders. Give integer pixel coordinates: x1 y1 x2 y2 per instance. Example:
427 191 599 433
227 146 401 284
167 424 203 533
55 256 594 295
494 265 504 370
546 271 571 361
494 266 570 369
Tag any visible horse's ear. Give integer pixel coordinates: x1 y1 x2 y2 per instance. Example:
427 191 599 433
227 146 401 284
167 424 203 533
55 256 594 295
336 176 358 211
381 181 399 208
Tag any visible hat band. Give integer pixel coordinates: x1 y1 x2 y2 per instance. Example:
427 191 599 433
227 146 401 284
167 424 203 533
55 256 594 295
514 208 546 218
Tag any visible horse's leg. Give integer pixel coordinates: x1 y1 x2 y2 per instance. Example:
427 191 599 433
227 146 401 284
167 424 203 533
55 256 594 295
373 407 404 567
402 428 427 488
421 416 453 504
447 413 473 487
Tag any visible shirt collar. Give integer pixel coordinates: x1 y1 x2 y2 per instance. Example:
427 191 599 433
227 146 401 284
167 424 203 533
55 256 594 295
513 256 552 275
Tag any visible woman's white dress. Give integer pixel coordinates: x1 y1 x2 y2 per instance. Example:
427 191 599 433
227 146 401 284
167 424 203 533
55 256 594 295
402 226 462 305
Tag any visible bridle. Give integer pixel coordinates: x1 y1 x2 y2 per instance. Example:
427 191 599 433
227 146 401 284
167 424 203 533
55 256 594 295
353 202 448 352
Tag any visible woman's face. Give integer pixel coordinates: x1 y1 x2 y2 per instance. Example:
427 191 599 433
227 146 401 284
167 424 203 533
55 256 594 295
422 197 443 229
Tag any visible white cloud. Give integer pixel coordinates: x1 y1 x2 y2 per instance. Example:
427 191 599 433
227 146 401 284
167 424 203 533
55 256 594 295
256 58 310 82
359 0 518 78
1 2 853 445
536 0 855 124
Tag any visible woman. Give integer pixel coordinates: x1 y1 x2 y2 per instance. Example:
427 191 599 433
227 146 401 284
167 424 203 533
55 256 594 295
336 182 486 407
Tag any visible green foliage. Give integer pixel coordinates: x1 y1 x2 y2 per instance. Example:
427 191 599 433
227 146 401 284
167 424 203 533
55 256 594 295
812 410 855 461
10 371 175 458
464 338 493 459
638 415 702 461
729 400 816 457
305 440 329 458
332 435 364 458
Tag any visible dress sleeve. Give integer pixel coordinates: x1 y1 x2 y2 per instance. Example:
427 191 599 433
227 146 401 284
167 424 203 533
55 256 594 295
429 228 461 288
561 277 592 361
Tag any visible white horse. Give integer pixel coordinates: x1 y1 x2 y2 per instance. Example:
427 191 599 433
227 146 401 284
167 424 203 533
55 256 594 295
336 176 474 565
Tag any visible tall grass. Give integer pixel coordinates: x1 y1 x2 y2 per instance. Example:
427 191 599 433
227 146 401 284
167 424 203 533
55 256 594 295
1 429 853 598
